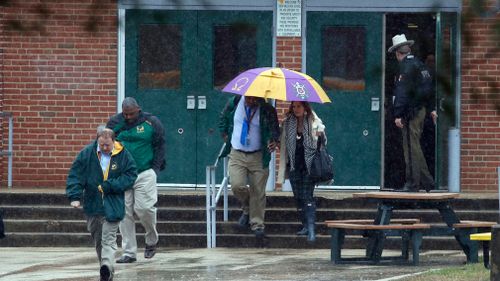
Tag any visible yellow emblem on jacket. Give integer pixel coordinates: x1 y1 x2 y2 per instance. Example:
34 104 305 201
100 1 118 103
136 125 145 133
111 163 118 170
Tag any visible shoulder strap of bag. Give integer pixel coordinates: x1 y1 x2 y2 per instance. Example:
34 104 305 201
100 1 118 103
317 134 324 150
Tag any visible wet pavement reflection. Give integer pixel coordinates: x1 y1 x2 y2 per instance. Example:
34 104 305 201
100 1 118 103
0 247 470 281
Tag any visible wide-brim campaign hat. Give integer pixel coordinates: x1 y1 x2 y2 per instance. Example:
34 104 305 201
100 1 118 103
388 34 414 53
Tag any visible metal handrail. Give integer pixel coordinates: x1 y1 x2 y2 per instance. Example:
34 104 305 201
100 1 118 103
206 143 229 248
0 112 13 188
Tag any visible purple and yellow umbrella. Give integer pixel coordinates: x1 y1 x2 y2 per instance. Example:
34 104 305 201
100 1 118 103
222 67 331 103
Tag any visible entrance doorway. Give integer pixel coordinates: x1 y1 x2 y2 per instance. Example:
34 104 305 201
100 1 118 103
384 13 437 190
125 10 273 187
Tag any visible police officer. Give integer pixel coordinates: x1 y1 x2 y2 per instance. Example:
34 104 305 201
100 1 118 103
389 34 437 192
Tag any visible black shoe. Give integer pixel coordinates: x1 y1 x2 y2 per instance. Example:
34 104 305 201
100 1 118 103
424 184 435 193
99 265 113 281
116 256 136 264
254 228 265 239
401 183 418 192
144 244 157 259
237 213 250 228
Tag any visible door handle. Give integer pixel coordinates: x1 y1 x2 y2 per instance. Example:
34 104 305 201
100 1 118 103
371 97 380 111
187 96 195 110
198 96 206 110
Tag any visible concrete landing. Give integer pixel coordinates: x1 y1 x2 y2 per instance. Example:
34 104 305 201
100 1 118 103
0 247 473 281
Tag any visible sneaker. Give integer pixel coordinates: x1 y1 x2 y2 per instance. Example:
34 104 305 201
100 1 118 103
144 244 157 259
99 265 113 281
115 256 136 264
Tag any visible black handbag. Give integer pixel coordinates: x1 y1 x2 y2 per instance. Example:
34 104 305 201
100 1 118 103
309 135 334 184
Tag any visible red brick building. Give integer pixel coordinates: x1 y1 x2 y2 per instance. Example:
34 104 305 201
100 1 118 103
0 0 499 192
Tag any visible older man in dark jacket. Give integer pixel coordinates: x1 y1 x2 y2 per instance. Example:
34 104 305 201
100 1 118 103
66 127 137 281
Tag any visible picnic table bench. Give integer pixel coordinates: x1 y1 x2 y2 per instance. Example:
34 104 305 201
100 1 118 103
326 192 496 266
327 219 430 265
325 218 421 225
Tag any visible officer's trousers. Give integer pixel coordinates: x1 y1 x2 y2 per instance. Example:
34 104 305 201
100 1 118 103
402 107 435 189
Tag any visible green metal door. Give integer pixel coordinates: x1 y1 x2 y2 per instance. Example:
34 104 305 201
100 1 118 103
307 12 383 187
125 10 272 186
195 11 273 186
435 12 459 189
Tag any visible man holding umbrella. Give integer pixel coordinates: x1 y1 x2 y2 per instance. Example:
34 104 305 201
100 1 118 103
220 67 330 239
218 95 280 239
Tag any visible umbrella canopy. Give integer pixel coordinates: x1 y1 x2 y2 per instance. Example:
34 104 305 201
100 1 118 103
222 67 331 103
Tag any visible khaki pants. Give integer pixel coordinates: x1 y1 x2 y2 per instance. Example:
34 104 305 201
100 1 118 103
228 149 269 231
119 169 158 258
402 107 434 189
87 216 119 273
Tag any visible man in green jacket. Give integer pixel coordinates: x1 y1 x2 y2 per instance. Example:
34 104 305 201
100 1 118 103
219 95 280 238
106 97 166 263
66 127 137 281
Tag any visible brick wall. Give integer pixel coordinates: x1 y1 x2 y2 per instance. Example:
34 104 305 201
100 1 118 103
1 2 499 191
275 36 302 118
460 0 500 192
1 0 117 187
1 4 4 186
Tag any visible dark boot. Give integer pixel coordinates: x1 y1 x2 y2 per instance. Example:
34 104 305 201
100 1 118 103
296 208 308 236
305 203 316 243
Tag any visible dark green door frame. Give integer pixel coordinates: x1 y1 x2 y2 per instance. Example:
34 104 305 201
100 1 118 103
436 12 460 191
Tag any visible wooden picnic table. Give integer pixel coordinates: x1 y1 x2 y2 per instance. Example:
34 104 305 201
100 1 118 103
351 192 480 263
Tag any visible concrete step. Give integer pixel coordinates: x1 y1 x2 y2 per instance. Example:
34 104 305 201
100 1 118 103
0 231 467 251
2 220 328 234
3 205 497 222
1 191 496 210
4 208 498 232
0 191 497 250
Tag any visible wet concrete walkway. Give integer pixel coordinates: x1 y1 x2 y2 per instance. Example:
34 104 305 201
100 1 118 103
0 247 471 281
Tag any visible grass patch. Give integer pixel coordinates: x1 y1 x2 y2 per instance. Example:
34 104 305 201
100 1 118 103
401 262 489 281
